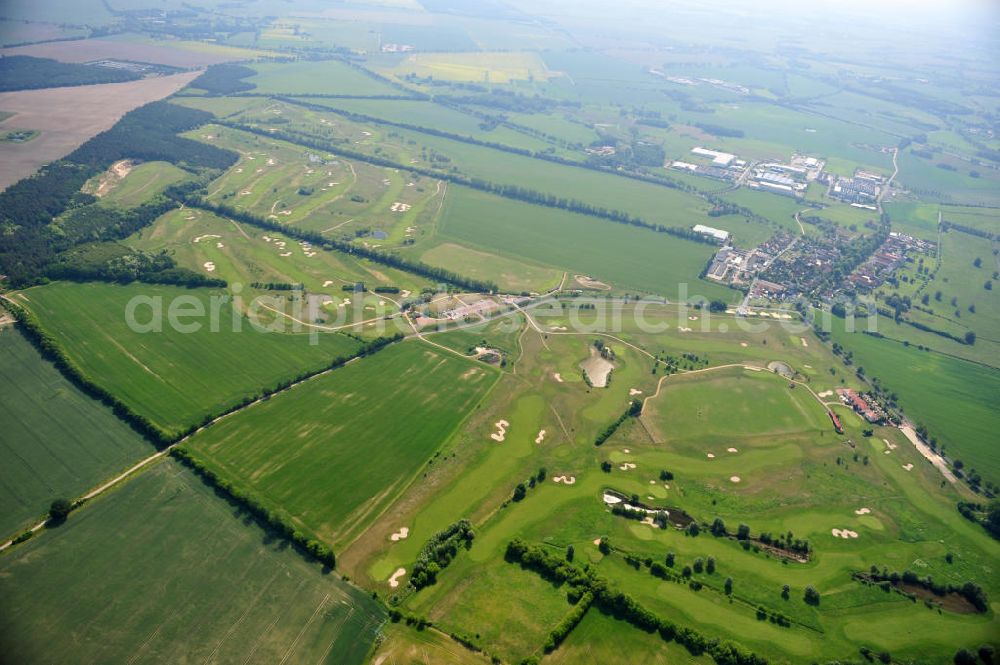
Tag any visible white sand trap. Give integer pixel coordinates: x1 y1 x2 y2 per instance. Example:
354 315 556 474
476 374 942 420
390 527 409 541
884 450 892 455
831 528 843 538
341 298 352 307
629 388 643 396
239 189 252 196
553 475 576 485
649 479 656 484
800 337 809 346
854 508 871 515
727 447 738 453
593 538 603 546
255 168 263 173
304 252 316 257
535 429 546 444
817 390 834 398
689 316 699 321
203 261 216 272
619 462 636 471
235 168 243 173
400 290 411 298
740 342 749 347
280 251 292 257
903 463 914 471
647 495 655 500
266 158 275 165
388 568 406 588
490 419 510 442
678 327 692 332
883 439 897 451
663 484 670 490
362 131 372 136
262 235 271 242
623 449 631 454
390 202 412 213
706 453 716 459
216 242 224 248
193 234 221 243
323 280 334 287
602 493 622 505
552 373 564 383
550 325 568 331
730 476 741 483
844 530 858 538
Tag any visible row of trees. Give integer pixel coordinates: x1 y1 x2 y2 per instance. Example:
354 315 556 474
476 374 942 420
409 520 475 589
505 540 768 665
594 399 642 445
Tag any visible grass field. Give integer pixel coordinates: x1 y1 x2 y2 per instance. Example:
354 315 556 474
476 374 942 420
0 325 150 537
377 51 557 84
101 160 189 207
829 316 1000 481
433 186 733 300
420 241 563 294
247 60 402 96
184 341 498 547
0 460 384 665
19 282 362 435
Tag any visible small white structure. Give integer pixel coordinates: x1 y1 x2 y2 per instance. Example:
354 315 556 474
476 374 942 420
692 224 731 242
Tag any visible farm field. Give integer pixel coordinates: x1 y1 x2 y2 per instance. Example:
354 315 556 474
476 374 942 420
18 281 362 435
247 59 403 96
375 51 558 84
0 71 199 190
0 460 384 665
433 186 733 300
0 326 150 537
184 341 499 547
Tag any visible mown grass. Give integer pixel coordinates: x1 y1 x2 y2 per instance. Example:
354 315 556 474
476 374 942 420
0 460 383 665
184 341 499 547
0 325 149 536
20 281 361 436
247 59 401 96
101 160 188 208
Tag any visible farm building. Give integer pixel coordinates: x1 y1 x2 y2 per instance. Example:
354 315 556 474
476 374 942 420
692 224 731 243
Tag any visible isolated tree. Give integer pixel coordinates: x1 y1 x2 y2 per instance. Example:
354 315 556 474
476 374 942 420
804 585 821 606
682 565 692 578
687 522 700 537
566 545 575 562
736 524 751 540
693 558 704 574
724 577 733 595
953 648 977 665
512 483 527 502
601 461 612 473
782 584 791 600
665 551 676 568
598 537 610 555
49 498 72 522
706 556 716 574
710 518 727 537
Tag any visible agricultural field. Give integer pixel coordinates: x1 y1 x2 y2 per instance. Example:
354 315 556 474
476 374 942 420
0 325 150 537
183 341 499 548
247 60 403 97
17 281 363 435
0 460 384 665
375 51 558 84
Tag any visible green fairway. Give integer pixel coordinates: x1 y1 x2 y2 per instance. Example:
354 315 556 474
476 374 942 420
0 325 150 537
0 460 384 665
184 341 498 547
20 282 362 436
101 160 189 207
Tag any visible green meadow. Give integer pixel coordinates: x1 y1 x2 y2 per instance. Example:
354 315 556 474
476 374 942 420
0 460 383 665
19 282 361 435
0 326 149 537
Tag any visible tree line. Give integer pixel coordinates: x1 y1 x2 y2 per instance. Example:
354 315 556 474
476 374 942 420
409 519 475 589
505 539 768 665
0 55 142 92
594 399 642 446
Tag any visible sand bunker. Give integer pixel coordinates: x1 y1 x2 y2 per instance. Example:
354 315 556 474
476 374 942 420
550 325 568 331
727 447 738 453
740 342 749 347
535 429 546 444
817 390 834 398
390 527 409 541
490 420 510 442
388 568 406 588
619 462 636 471
390 202 412 212
602 493 622 505
688 316 699 321
902 463 914 471
279 251 292 257
706 453 716 459
649 479 656 485
800 337 809 347
623 449 630 454
831 529 858 539
730 476 741 483
678 327 692 332
552 373 564 383
553 475 576 485
323 280 334 287
629 388 643 396
203 261 216 272
193 234 221 243
580 348 615 388
854 508 871 515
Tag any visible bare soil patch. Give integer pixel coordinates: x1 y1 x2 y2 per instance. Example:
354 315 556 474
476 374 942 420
0 71 198 190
